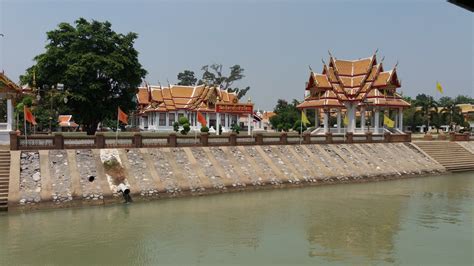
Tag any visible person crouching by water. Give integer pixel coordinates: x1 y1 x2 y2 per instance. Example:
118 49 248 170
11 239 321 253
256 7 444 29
117 183 132 203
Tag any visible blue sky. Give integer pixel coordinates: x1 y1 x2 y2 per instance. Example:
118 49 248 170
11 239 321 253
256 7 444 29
1 0 472 110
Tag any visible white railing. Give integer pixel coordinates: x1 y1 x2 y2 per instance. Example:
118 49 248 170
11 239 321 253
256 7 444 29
0 123 8 131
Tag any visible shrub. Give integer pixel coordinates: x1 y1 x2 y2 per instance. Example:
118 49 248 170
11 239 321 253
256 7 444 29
181 123 190 135
173 121 179 132
200 126 209 133
177 117 190 135
231 123 241 134
178 116 189 125
293 120 307 134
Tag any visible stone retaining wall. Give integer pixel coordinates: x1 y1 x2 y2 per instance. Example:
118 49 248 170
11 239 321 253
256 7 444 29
8 143 446 211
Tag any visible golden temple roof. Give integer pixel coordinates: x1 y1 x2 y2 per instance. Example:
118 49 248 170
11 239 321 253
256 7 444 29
299 53 409 109
137 84 239 113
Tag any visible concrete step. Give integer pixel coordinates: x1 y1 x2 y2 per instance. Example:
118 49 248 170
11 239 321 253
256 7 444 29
415 142 474 172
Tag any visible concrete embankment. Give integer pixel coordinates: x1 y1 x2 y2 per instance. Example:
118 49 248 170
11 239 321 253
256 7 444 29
7 143 446 211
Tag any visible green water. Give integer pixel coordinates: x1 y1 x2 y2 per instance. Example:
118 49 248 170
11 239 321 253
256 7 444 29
1 173 473 265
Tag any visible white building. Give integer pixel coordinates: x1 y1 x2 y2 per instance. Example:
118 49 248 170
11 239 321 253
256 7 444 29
136 84 254 134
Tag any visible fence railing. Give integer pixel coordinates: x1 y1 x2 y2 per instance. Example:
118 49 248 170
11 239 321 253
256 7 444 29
9 131 414 150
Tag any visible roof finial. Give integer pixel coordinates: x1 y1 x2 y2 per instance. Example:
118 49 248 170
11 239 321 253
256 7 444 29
157 80 162 88
374 48 378 55
308 65 313 72
380 56 385 63
167 79 171 88
328 50 334 59
394 60 399 69
321 58 327 66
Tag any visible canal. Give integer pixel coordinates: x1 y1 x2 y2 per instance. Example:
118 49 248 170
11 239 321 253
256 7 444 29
1 172 473 265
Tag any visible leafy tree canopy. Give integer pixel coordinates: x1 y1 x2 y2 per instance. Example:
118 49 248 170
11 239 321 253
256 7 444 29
269 99 301 132
176 64 250 99
177 70 197 86
20 18 147 134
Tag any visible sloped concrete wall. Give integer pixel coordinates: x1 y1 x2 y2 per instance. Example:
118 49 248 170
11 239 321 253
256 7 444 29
8 143 445 211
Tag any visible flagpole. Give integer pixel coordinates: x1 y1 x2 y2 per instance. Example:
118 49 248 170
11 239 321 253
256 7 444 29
300 112 303 145
24 110 28 147
116 110 119 145
194 112 197 144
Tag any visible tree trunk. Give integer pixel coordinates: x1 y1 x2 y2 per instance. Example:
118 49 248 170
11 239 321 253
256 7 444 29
84 121 99 135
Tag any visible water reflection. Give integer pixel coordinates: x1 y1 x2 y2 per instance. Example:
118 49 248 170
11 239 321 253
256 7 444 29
0 173 473 265
303 189 407 263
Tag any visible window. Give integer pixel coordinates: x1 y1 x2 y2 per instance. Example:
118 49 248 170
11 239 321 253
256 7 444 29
150 113 154 125
221 114 225 127
169 113 175 126
159 113 166 126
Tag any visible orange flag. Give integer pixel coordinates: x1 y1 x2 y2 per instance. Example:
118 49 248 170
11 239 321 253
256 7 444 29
118 107 128 125
197 111 206 127
24 106 37 125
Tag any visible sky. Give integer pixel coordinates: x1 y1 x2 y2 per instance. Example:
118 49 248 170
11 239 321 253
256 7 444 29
0 0 472 110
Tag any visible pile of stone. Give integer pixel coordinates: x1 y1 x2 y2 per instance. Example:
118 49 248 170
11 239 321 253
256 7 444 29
170 148 203 192
126 149 159 197
245 147 277 186
49 150 73 203
76 150 103 201
209 147 244 187
19 151 41 205
227 147 262 186
293 146 324 182
149 150 180 194
263 146 301 184
278 146 314 183
191 148 225 190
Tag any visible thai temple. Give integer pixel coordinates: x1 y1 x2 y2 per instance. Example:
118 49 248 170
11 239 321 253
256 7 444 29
297 52 411 135
0 72 20 143
135 84 254 134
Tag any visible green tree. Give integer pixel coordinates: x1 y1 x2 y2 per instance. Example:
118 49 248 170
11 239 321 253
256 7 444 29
414 94 438 133
177 70 197 86
199 64 250 99
269 99 300 132
20 18 147 135
454 95 474 104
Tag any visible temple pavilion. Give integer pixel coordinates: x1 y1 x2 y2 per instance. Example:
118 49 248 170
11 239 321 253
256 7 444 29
297 52 410 135
0 72 21 143
136 84 254 134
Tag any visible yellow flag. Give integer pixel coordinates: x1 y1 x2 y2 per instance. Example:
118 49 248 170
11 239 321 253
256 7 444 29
343 114 349 126
436 82 443 94
301 111 310 126
384 115 395 128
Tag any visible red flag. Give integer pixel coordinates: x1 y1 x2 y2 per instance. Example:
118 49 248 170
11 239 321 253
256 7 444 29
197 111 206 127
118 107 128 125
24 106 37 125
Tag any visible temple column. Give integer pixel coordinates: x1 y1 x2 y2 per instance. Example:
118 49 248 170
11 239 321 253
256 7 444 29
225 114 229 128
6 98 13 131
313 108 319 128
351 105 356 133
394 110 399 129
374 108 380 133
323 110 329 134
216 113 220 135
360 106 366 132
206 113 210 128
247 114 251 135
399 108 404 131
336 109 341 133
